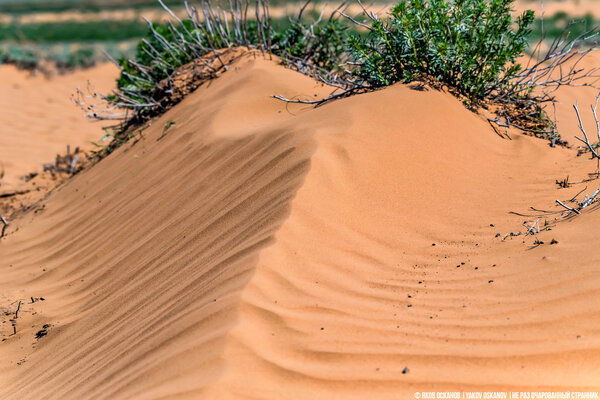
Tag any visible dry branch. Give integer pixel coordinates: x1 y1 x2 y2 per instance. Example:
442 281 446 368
555 199 581 215
573 92 600 173
0 216 7 239
272 86 366 107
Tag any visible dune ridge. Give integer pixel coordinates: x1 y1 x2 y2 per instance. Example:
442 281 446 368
1 53 600 399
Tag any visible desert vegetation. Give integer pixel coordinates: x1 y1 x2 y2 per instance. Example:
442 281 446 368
347 0 536 98
0 44 101 70
74 0 353 153
70 0 599 156
0 0 597 74
333 0 598 141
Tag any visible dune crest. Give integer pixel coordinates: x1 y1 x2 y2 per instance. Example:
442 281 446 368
1 53 599 399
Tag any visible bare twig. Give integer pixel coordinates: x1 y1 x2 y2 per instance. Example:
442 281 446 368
555 199 581 215
297 0 312 21
525 218 540 235
0 190 30 199
573 92 600 173
68 155 80 174
580 186 600 209
0 216 7 238
569 186 588 202
272 86 366 107
487 117 511 139
337 9 372 30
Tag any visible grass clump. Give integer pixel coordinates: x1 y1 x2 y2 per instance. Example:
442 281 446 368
348 0 535 101
276 18 348 72
113 15 348 102
78 0 350 134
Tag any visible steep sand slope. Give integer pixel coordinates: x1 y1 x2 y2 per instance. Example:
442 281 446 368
0 63 119 191
209 87 600 398
1 53 600 398
0 54 329 399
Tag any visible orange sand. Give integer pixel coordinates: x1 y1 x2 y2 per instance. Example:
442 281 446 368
0 52 600 398
0 63 119 192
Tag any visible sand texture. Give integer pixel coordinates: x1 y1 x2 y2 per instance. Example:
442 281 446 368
1 53 600 398
0 63 119 192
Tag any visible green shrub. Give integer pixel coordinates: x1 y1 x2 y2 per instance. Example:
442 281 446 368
348 0 535 100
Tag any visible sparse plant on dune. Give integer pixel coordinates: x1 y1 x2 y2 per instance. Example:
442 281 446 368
347 0 535 99
77 0 600 154
75 0 352 155
342 0 599 140
488 21 600 141
158 120 176 140
511 94 600 234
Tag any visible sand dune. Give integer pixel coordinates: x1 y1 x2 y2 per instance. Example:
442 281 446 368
1 52 600 398
0 63 119 192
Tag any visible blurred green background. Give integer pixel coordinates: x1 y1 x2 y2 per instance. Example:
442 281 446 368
0 0 597 72
0 0 185 70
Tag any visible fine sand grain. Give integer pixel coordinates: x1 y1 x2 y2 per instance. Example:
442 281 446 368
0 53 599 398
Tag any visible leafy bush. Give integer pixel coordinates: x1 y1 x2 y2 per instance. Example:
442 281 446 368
348 0 535 100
